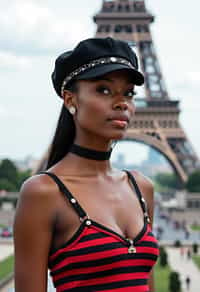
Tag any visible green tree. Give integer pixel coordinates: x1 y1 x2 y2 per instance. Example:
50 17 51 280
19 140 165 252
0 159 18 185
174 240 181 248
0 159 31 192
16 169 31 189
192 243 199 254
159 246 168 267
169 271 181 292
186 170 200 192
0 178 17 192
154 173 179 189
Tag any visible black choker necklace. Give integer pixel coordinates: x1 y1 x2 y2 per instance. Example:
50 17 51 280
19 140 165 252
69 144 112 160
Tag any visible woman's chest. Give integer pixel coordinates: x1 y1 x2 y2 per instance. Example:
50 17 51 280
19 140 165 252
52 178 145 251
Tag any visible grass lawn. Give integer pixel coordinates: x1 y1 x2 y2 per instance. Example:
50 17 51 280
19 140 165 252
154 261 171 292
0 254 14 282
190 225 200 231
192 255 200 270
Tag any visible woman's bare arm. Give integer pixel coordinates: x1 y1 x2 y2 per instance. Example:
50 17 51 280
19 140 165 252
14 175 56 292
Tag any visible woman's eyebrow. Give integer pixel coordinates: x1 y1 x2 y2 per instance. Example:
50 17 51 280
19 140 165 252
96 77 113 82
91 77 135 87
96 78 133 84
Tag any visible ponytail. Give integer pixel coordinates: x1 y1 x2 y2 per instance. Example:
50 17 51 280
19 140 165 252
45 82 78 169
46 104 75 169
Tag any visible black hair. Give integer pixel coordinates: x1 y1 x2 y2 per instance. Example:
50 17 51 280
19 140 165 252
46 82 78 169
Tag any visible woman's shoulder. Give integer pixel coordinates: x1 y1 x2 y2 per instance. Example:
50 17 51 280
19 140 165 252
19 172 58 201
129 170 154 193
15 173 60 225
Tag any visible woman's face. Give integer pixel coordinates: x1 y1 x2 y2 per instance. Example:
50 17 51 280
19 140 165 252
71 69 136 143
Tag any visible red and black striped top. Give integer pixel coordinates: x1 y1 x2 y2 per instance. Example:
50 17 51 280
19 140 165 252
42 171 159 292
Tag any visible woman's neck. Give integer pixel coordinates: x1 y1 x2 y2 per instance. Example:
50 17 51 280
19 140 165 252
62 153 113 175
61 138 114 174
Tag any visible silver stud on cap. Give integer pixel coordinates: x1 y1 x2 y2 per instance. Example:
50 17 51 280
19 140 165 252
110 57 117 62
71 198 76 204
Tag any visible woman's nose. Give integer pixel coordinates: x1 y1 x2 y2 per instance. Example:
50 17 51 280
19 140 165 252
113 100 128 111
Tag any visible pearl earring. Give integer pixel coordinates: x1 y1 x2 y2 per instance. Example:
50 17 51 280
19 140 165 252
68 106 76 115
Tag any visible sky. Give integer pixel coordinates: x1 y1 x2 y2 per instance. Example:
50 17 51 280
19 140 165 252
0 0 200 163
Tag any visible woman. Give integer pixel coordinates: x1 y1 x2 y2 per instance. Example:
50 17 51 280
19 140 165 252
14 37 159 292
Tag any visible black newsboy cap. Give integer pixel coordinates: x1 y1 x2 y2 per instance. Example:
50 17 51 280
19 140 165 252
52 37 144 97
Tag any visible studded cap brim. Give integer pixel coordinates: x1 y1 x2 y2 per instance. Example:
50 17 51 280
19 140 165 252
61 56 145 96
75 63 144 86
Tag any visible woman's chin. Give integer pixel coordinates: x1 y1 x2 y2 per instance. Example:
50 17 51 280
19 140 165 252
107 131 127 141
92 129 128 142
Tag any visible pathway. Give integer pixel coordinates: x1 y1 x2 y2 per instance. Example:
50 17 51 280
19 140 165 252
0 243 14 292
0 244 14 261
166 247 200 292
0 279 14 292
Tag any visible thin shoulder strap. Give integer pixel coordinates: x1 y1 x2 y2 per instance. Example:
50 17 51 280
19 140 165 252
39 171 87 220
125 170 150 223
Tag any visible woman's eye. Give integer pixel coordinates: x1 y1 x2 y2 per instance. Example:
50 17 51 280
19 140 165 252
97 86 111 95
125 89 137 98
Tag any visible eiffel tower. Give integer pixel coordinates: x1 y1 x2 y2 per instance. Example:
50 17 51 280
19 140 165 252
93 0 199 184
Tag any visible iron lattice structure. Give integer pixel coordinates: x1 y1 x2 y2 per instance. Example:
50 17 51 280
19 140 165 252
94 0 199 184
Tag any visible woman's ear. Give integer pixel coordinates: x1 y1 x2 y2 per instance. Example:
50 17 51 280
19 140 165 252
63 90 77 109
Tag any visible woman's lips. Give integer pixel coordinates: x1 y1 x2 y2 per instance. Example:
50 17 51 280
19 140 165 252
109 119 128 128
107 114 130 129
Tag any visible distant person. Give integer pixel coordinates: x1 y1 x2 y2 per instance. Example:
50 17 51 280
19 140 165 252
185 229 190 239
180 246 185 258
157 226 163 240
187 248 192 260
185 275 191 290
14 37 159 291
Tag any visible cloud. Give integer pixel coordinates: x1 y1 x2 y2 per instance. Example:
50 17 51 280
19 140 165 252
0 103 27 119
0 105 8 117
187 72 200 84
0 0 94 57
0 51 30 70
